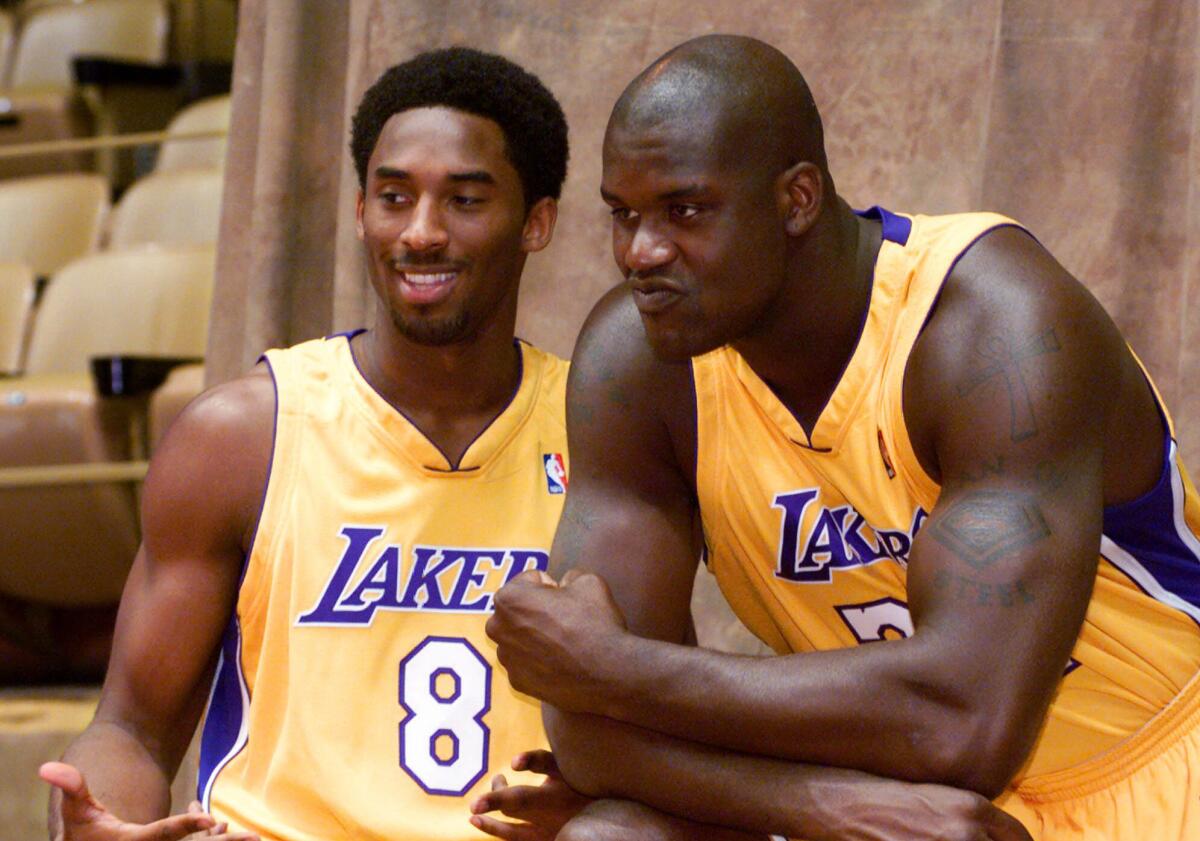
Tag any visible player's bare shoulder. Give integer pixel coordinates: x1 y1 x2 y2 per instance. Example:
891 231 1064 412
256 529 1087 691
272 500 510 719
142 364 276 555
570 286 696 476
904 225 1160 500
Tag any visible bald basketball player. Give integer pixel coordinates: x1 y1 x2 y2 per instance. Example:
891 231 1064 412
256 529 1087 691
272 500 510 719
484 34 1200 840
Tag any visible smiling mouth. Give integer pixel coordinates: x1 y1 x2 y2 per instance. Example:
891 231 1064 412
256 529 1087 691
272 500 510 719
394 268 460 305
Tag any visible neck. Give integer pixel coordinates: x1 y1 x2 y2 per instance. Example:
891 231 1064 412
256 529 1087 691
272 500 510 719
352 302 522 466
733 198 881 430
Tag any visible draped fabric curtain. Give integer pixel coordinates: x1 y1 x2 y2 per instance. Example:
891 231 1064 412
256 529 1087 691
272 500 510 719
212 0 1199 468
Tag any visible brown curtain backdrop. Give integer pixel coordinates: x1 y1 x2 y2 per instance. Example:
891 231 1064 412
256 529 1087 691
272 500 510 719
210 0 1199 471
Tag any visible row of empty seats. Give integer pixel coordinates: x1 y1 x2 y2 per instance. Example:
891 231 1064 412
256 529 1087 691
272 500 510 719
0 0 234 184
0 244 215 605
0 166 223 372
0 93 228 375
0 0 229 688
0 0 168 90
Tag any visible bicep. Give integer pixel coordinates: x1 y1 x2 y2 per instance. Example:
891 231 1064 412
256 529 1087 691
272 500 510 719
902 228 1114 765
94 374 272 770
552 291 699 643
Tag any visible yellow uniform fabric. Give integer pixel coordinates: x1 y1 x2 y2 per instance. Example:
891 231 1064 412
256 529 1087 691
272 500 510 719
197 333 569 841
692 208 1200 836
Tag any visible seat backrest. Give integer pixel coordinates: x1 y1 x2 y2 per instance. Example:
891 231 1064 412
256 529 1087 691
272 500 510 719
25 245 215 374
9 0 168 89
155 94 230 172
107 168 224 249
0 172 109 277
0 10 14 87
0 261 35 374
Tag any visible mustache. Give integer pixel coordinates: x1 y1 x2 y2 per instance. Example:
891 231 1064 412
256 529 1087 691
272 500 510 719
388 254 467 271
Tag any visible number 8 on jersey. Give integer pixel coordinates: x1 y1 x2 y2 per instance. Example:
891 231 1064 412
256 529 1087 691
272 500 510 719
399 636 492 795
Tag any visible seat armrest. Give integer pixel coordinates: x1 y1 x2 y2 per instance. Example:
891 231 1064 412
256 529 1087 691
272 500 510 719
91 355 203 397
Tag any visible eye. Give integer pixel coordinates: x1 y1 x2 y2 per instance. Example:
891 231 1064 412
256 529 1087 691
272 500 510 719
451 195 485 208
609 207 637 222
669 204 702 221
379 190 410 206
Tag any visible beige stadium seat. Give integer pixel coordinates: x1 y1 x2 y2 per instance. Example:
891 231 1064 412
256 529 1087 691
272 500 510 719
155 93 229 172
107 167 223 249
25 245 214 374
0 172 108 277
0 245 214 606
0 261 35 374
148 361 205 451
9 0 169 89
0 0 170 179
0 10 13 84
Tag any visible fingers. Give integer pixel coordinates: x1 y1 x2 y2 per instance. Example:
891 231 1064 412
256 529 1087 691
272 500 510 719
40 761 107 825
39 761 90 801
468 813 545 841
127 811 219 841
509 570 558 588
491 774 509 791
559 568 589 587
559 570 613 603
471 783 542 817
512 750 560 778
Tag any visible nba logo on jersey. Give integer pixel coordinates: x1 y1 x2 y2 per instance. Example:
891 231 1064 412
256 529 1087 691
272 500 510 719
543 453 567 494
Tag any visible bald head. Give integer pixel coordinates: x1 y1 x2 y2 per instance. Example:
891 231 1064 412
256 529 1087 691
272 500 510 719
609 34 828 177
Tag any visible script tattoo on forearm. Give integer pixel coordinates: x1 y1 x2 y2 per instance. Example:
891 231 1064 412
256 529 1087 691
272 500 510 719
957 327 1061 443
928 489 1051 569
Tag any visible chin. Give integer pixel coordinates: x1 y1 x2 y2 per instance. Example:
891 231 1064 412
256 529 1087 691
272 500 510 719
391 310 473 346
641 322 720 363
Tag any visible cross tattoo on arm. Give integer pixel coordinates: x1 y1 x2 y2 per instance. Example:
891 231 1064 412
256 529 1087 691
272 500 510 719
957 328 1061 442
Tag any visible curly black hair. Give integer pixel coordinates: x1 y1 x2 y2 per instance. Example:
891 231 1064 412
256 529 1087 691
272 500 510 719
350 47 569 208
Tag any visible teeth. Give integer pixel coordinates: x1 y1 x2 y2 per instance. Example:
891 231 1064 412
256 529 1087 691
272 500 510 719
401 272 455 286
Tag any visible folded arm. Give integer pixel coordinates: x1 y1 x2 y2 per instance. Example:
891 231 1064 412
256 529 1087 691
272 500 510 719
492 230 1141 798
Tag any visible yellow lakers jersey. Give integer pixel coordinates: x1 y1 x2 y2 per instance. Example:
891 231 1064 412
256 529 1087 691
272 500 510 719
692 207 1200 781
197 332 569 840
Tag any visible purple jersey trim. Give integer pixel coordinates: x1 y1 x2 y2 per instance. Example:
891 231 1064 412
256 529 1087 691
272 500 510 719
1101 437 1200 626
196 355 280 804
197 616 251 808
856 205 912 245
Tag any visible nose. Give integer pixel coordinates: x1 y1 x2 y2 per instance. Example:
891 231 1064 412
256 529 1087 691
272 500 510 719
400 196 449 252
623 222 677 275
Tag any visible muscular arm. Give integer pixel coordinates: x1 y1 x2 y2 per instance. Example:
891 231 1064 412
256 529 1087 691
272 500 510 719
494 229 1156 798
547 707 1021 841
48 369 273 832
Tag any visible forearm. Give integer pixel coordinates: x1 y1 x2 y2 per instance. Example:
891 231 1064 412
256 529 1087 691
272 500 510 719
584 633 967 785
50 720 175 833
547 706 922 841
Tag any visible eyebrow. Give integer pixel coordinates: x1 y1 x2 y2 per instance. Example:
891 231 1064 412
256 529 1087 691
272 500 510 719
449 170 496 185
372 166 497 185
600 184 708 203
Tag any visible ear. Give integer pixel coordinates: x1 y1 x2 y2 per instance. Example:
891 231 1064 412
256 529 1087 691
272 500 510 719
778 162 823 238
355 189 366 241
520 197 558 254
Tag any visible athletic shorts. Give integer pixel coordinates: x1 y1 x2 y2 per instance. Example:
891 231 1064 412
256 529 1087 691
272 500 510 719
997 667 1200 839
